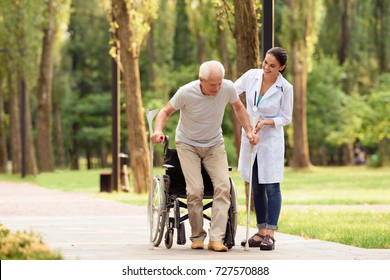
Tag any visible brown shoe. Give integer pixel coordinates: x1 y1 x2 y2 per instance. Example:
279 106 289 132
191 240 204 249
208 241 228 252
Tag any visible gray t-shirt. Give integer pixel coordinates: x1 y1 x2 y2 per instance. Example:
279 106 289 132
169 79 239 147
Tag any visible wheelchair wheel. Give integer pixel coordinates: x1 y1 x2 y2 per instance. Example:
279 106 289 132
229 178 238 236
147 174 167 247
165 228 174 249
224 178 238 249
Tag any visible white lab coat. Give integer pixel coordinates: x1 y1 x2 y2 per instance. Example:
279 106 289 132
235 69 293 183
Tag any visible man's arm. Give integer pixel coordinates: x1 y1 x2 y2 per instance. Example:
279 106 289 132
231 100 259 145
150 102 176 144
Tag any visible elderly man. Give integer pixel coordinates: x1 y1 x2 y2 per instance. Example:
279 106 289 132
151 60 258 252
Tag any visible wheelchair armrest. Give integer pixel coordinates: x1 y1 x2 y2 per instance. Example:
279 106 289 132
162 164 174 169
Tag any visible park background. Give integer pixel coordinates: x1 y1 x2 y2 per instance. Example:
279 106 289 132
0 0 389 257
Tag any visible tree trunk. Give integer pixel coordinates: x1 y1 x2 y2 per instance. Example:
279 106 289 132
54 104 65 168
146 25 157 90
197 34 206 63
24 79 38 176
376 0 389 72
216 18 240 160
0 76 8 173
86 150 92 170
234 0 260 78
112 0 150 193
346 142 354 165
290 42 312 169
36 0 55 172
216 19 234 80
70 122 79 170
338 0 351 65
284 0 318 169
9 72 21 174
101 143 108 168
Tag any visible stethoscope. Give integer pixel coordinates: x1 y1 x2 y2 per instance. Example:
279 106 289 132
252 85 283 112
252 91 262 112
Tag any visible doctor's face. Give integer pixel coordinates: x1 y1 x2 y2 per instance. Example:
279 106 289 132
262 53 286 77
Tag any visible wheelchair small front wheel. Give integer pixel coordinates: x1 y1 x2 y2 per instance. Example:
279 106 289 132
165 228 174 249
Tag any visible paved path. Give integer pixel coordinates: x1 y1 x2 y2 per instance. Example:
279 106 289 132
0 181 389 260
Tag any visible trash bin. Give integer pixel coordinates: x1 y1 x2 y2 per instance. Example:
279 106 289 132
100 172 112 192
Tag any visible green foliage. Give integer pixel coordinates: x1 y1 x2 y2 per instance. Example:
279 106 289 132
75 94 112 145
0 0 45 83
367 154 383 168
280 0 322 72
307 56 351 164
361 73 390 146
1 0 390 172
173 0 197 67
317 0 344 57
0 224 63 260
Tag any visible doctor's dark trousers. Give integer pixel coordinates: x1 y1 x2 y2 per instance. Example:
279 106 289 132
251 156 282 230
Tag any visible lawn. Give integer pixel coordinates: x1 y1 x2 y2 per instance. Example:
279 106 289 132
1 165 389 249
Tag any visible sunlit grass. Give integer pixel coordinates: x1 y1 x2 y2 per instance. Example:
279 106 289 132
279 210 390 249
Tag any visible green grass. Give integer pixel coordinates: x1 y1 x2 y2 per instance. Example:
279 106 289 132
279 210 390 249
1 165 389 249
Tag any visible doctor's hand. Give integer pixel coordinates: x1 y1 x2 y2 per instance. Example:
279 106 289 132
254 120 265 134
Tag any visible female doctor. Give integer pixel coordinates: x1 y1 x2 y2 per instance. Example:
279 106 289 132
234 47 293 250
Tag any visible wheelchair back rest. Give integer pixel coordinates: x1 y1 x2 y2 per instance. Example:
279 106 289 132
164 147 214 198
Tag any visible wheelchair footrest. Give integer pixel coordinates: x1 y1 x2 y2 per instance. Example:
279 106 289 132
177 222 186 245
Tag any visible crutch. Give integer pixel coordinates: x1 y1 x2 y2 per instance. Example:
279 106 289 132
244 115 260 251
146 109 159 249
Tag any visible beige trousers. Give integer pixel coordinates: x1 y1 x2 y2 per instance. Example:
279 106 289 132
176 141 231 243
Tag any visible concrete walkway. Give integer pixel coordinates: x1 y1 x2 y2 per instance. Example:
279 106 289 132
0 181 389 260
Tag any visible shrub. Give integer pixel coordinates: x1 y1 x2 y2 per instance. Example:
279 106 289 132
0 224 63 260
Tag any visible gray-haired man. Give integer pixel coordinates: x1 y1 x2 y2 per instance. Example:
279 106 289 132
151 60 258 252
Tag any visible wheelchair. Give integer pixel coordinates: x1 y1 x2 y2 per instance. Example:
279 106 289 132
147 137 238 249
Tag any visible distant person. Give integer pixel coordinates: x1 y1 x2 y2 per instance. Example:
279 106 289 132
151 60 259 252
235 47 294 250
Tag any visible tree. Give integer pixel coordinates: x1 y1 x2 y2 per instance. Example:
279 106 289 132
338 0 353 65
36 0 56 172
0 75 7 173
232 0 260 155
61 0 112 169
1 0 44 175
231 0 261 210
112 0 158 193
374 0 390 73
281 0 322 168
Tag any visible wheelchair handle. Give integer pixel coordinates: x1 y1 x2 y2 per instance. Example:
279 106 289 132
163 135 170 154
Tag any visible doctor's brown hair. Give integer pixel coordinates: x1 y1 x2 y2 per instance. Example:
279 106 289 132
266 47 288 74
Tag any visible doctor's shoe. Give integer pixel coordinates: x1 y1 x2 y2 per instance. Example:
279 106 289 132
208 241 228 252
191 240 204 249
